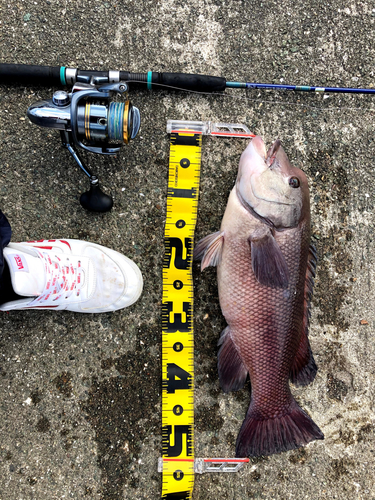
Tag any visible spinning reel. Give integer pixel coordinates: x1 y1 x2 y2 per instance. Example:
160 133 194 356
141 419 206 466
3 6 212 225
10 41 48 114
27 81 140 212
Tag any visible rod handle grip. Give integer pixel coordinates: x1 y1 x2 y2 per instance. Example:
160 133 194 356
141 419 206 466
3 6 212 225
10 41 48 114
120 71 226 92
0 63 61 85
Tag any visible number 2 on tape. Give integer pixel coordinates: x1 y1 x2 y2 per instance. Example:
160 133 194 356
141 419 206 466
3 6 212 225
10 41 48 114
161 131 202 499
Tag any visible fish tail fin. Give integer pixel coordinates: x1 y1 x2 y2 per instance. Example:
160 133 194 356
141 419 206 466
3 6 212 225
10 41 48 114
235 399 324 457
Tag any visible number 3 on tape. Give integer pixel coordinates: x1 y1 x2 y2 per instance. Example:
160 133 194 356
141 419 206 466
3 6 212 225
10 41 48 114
161 130 202 499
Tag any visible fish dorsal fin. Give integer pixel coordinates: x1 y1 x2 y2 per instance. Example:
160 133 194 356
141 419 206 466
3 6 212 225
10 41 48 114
249 227 289 289
193 231 224 270
290 244 318 386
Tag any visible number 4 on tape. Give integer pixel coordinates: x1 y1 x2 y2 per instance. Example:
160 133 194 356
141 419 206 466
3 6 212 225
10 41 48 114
161 120 254 499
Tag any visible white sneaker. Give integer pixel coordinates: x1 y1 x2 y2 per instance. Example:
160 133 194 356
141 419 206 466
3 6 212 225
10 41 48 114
0 239 143 313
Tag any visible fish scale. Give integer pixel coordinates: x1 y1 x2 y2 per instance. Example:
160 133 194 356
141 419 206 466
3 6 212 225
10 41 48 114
224 226 308 415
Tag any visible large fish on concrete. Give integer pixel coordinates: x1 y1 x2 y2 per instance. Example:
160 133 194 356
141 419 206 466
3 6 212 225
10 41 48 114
194 136 323 457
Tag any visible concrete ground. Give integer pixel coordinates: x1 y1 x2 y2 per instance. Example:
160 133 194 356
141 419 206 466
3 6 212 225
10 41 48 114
0 0 375 499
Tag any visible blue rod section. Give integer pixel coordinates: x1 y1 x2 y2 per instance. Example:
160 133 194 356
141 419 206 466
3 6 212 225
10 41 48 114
226 81 375 94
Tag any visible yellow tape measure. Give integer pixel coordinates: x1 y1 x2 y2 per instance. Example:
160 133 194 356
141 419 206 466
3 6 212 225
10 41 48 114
161 130 202 499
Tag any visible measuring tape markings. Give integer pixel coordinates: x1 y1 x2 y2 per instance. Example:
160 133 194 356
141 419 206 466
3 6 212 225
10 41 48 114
161 124 254 498
162 131 202 499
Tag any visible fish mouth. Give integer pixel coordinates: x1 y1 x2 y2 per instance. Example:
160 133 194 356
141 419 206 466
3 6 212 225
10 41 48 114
266 138 282 167
249 138 294 206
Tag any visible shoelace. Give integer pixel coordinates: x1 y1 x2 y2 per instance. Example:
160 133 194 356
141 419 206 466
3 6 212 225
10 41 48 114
28 251 82 306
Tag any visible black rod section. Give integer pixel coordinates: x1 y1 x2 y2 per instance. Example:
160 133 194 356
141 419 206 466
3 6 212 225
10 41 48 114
0 63 227 92
0 63 61 85
119 71 227 92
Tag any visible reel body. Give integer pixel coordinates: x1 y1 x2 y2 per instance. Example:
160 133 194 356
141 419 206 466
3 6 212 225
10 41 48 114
27 82 140 212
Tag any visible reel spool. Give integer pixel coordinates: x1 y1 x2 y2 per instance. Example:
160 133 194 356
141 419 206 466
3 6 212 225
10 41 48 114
81 101 135 145
27 82 140 212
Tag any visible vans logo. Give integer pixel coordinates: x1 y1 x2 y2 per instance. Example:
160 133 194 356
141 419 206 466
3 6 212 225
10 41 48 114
14 255 24 270
8 253 29 273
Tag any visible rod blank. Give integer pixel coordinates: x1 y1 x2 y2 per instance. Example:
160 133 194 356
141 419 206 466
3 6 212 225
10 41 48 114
1 63 375 95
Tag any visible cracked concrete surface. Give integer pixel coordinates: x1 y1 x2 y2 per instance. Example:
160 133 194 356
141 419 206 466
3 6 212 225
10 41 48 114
0 0 375 498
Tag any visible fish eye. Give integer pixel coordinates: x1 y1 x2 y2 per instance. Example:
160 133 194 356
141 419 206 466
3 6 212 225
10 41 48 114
289 177 300 188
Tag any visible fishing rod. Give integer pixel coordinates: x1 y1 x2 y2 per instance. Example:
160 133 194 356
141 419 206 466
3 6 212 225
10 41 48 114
1 62 375 94
1 62 374 213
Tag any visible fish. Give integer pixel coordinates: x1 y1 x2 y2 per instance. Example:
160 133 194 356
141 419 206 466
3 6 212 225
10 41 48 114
194 136 323 457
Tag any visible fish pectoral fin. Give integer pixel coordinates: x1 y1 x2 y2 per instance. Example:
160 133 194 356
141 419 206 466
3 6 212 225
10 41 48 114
218 326 248 393
249 227 289 289
193 231 224 271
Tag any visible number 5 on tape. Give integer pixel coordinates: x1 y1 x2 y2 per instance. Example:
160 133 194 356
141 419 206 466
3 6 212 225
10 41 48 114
161 130 201 499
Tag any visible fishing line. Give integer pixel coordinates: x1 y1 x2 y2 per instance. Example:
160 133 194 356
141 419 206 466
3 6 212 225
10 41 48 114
125 80 375 114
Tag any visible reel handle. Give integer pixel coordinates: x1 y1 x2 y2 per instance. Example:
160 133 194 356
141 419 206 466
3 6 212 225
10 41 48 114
61 131 113 213
80 177 113 213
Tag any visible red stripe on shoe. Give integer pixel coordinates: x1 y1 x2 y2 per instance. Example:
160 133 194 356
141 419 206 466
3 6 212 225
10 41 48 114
60 240 71 250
